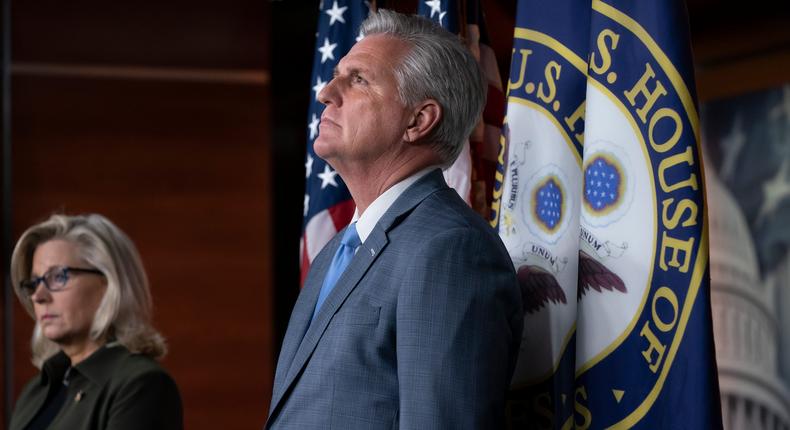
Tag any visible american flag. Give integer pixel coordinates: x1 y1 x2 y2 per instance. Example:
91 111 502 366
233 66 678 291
418 0 460 32
301 0 371 285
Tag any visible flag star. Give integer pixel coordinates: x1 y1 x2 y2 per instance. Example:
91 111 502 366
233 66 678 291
439 11 447 24
305 153 314 178
313 76 327 97
356 30 365 43
304 194 310 216
318 164 339 189
308 114 320 140
317 38 337 63
425 0 442 18
325 1 347 26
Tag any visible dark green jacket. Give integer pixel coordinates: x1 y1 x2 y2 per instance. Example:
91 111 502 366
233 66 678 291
9 343 183 430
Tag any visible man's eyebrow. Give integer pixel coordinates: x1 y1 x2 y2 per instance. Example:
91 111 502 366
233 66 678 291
333 65 370 78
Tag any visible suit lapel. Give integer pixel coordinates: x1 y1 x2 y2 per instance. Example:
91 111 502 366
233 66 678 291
268 169 450 420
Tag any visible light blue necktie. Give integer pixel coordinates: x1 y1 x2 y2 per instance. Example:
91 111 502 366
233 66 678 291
312 223 361 321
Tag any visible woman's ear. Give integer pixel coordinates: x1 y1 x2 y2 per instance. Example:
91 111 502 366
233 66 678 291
403 100 442 143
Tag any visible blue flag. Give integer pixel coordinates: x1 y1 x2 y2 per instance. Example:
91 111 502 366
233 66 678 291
492 0 722 427
301 0 370 284
575 1 720 427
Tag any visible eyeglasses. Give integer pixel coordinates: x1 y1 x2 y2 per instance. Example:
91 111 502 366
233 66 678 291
20 266 104 296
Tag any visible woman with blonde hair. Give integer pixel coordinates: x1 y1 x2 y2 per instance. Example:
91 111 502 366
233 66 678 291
8 213 182 430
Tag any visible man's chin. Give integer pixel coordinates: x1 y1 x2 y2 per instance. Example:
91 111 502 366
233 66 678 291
313 140 335 161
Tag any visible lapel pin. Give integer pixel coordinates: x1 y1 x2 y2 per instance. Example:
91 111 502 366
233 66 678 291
369 248 375 256
75 391 84 402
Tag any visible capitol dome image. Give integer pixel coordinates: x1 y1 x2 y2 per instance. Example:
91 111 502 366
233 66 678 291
707 166 790 430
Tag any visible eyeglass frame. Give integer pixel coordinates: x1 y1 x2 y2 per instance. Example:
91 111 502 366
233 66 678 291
20 266 105 297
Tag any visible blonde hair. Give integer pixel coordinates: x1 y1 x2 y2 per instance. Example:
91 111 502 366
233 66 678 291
11 214 166 367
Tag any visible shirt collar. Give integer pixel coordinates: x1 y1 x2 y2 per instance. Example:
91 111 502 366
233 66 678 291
353 166 438 243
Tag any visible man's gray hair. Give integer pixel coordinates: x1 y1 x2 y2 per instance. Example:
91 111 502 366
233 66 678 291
11 213 167 368
360 9 486 166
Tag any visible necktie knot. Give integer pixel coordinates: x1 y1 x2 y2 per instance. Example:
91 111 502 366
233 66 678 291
340 223 361 248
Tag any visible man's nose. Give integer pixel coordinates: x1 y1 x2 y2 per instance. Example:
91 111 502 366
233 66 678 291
317 78 341 106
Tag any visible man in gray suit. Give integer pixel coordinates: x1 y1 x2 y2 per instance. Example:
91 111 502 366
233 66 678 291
267 9 523 429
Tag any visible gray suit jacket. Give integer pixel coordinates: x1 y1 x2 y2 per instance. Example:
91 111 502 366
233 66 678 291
267 169 523 429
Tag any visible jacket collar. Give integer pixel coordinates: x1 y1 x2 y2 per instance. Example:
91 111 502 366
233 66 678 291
41 342 129 387
376 168 446 232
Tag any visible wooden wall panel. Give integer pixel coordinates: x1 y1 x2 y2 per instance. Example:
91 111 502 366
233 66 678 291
9 75 272 429
12 0 269 70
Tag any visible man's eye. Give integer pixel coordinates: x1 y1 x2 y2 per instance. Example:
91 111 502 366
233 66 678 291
352 74 366 84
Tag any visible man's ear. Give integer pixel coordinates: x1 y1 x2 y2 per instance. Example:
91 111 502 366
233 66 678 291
403 100 441 143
